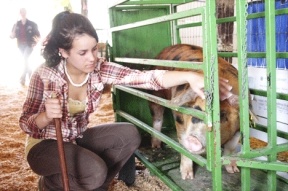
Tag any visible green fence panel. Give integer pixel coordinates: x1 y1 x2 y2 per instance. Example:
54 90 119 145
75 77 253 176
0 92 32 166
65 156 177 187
109 1 288 190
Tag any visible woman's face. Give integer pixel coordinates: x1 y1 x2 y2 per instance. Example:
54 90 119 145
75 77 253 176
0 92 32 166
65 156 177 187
64 34 98 74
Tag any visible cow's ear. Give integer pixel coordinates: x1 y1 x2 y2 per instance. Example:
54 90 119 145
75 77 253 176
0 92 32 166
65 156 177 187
171 88 198 106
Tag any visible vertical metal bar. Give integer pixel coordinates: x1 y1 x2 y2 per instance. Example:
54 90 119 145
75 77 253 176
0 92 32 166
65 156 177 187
109 7 117 62
203 0 222 190
202 8 213 173
112 86 122 122
175 4 182 45
171 4 178 44
236 1 251 156
235 0 251 190
265 1 277 190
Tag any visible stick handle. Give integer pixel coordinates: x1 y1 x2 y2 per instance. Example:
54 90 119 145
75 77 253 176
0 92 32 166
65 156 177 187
52 93 70 191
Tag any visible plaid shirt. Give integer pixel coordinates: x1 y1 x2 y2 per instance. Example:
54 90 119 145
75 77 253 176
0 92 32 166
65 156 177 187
19 60 166 142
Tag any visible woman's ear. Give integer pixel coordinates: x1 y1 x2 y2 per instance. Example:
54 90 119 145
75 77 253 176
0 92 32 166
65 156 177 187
59 48 68 58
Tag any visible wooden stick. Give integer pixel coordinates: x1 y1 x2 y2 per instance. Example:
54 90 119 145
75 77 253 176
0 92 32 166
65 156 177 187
52 93 70 191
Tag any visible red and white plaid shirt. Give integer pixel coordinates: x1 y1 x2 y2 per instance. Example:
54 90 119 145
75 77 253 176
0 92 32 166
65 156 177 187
19 60 166 142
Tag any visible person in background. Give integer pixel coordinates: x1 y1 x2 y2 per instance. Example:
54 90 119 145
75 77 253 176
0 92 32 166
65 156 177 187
10 8 40 86
19 11 233 191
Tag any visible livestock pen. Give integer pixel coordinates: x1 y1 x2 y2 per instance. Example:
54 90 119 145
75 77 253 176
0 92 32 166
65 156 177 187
107 0 288 190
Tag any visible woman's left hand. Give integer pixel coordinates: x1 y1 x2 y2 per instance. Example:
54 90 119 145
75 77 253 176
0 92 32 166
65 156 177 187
218 77 233 101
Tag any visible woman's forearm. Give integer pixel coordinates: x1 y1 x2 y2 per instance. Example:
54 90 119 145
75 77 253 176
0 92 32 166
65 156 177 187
162 71 202 88
162 71 205 99
35 112 53 129
161 71 232 100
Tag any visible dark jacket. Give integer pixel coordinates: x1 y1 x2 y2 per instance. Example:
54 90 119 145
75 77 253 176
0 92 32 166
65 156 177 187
12 19 40 47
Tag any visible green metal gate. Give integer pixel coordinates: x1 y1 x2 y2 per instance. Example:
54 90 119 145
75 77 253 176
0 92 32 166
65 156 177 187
108 1 288 190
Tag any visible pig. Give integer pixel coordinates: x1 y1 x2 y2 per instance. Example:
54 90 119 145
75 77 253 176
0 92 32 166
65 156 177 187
148 44 255 180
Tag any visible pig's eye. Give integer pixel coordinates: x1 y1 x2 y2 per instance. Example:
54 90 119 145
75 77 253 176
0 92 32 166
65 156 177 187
191 105 204 123
192 116 203 124
175 114 184 124
193 105 202 111
220 111 228 122
176 84 186 92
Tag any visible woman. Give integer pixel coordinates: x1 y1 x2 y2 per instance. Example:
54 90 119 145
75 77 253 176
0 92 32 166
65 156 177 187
19 11 232 191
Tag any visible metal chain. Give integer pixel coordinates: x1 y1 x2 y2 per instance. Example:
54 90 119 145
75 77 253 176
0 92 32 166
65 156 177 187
205 55 216 112
241 1 249 100
243 1 255 128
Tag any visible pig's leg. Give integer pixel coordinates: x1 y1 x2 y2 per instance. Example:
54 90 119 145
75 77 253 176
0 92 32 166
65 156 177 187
149 102 165 148
176 119 203 179
223 131 241 173
178 129 198 180
180 154 194 180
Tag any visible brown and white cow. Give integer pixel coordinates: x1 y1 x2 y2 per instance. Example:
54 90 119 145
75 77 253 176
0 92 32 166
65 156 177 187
149 44 255 180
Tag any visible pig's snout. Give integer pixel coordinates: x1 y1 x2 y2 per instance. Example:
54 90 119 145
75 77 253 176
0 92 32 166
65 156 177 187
188 136 202 152
182 135 204 154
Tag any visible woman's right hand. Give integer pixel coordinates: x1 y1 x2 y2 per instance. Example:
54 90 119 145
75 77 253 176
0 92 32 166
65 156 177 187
35 96 62 129
44 97 62 120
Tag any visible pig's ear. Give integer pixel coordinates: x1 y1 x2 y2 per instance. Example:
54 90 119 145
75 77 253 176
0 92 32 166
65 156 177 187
171 88 198 106
227 94 239 106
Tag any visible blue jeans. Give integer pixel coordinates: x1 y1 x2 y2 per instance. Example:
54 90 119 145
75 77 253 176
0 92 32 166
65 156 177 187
18 44 33 83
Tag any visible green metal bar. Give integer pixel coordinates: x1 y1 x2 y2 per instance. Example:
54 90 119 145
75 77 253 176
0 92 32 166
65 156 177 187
276 7 288 15
247 8 288 19
265 1 278 190
265 0 277 151
134 150 184 191
111 5 171 10
114 57 204 70
176 7 288 30
217 16 236 24
222 157 288 172
237 142 288 159
116 110 207 166
179 7 288 25
236 1 251 191
200 5 213 175
202 1 222 190
110 7 204 32
114 85 207 121
171 4 178 45
176 17 235 30
248 52 288 58
249 89 288 101
176 7 288 32
236 0 251 157
112 86 122 122
108 0 129 8
218 52 288 58
110 0 195 6
252 124 288 140
174 2 182 44
276 52 288 58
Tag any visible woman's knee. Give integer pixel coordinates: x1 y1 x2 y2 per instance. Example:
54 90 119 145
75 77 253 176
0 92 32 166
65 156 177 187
83 165 108 190
73 156 108 190
122 123 141 148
